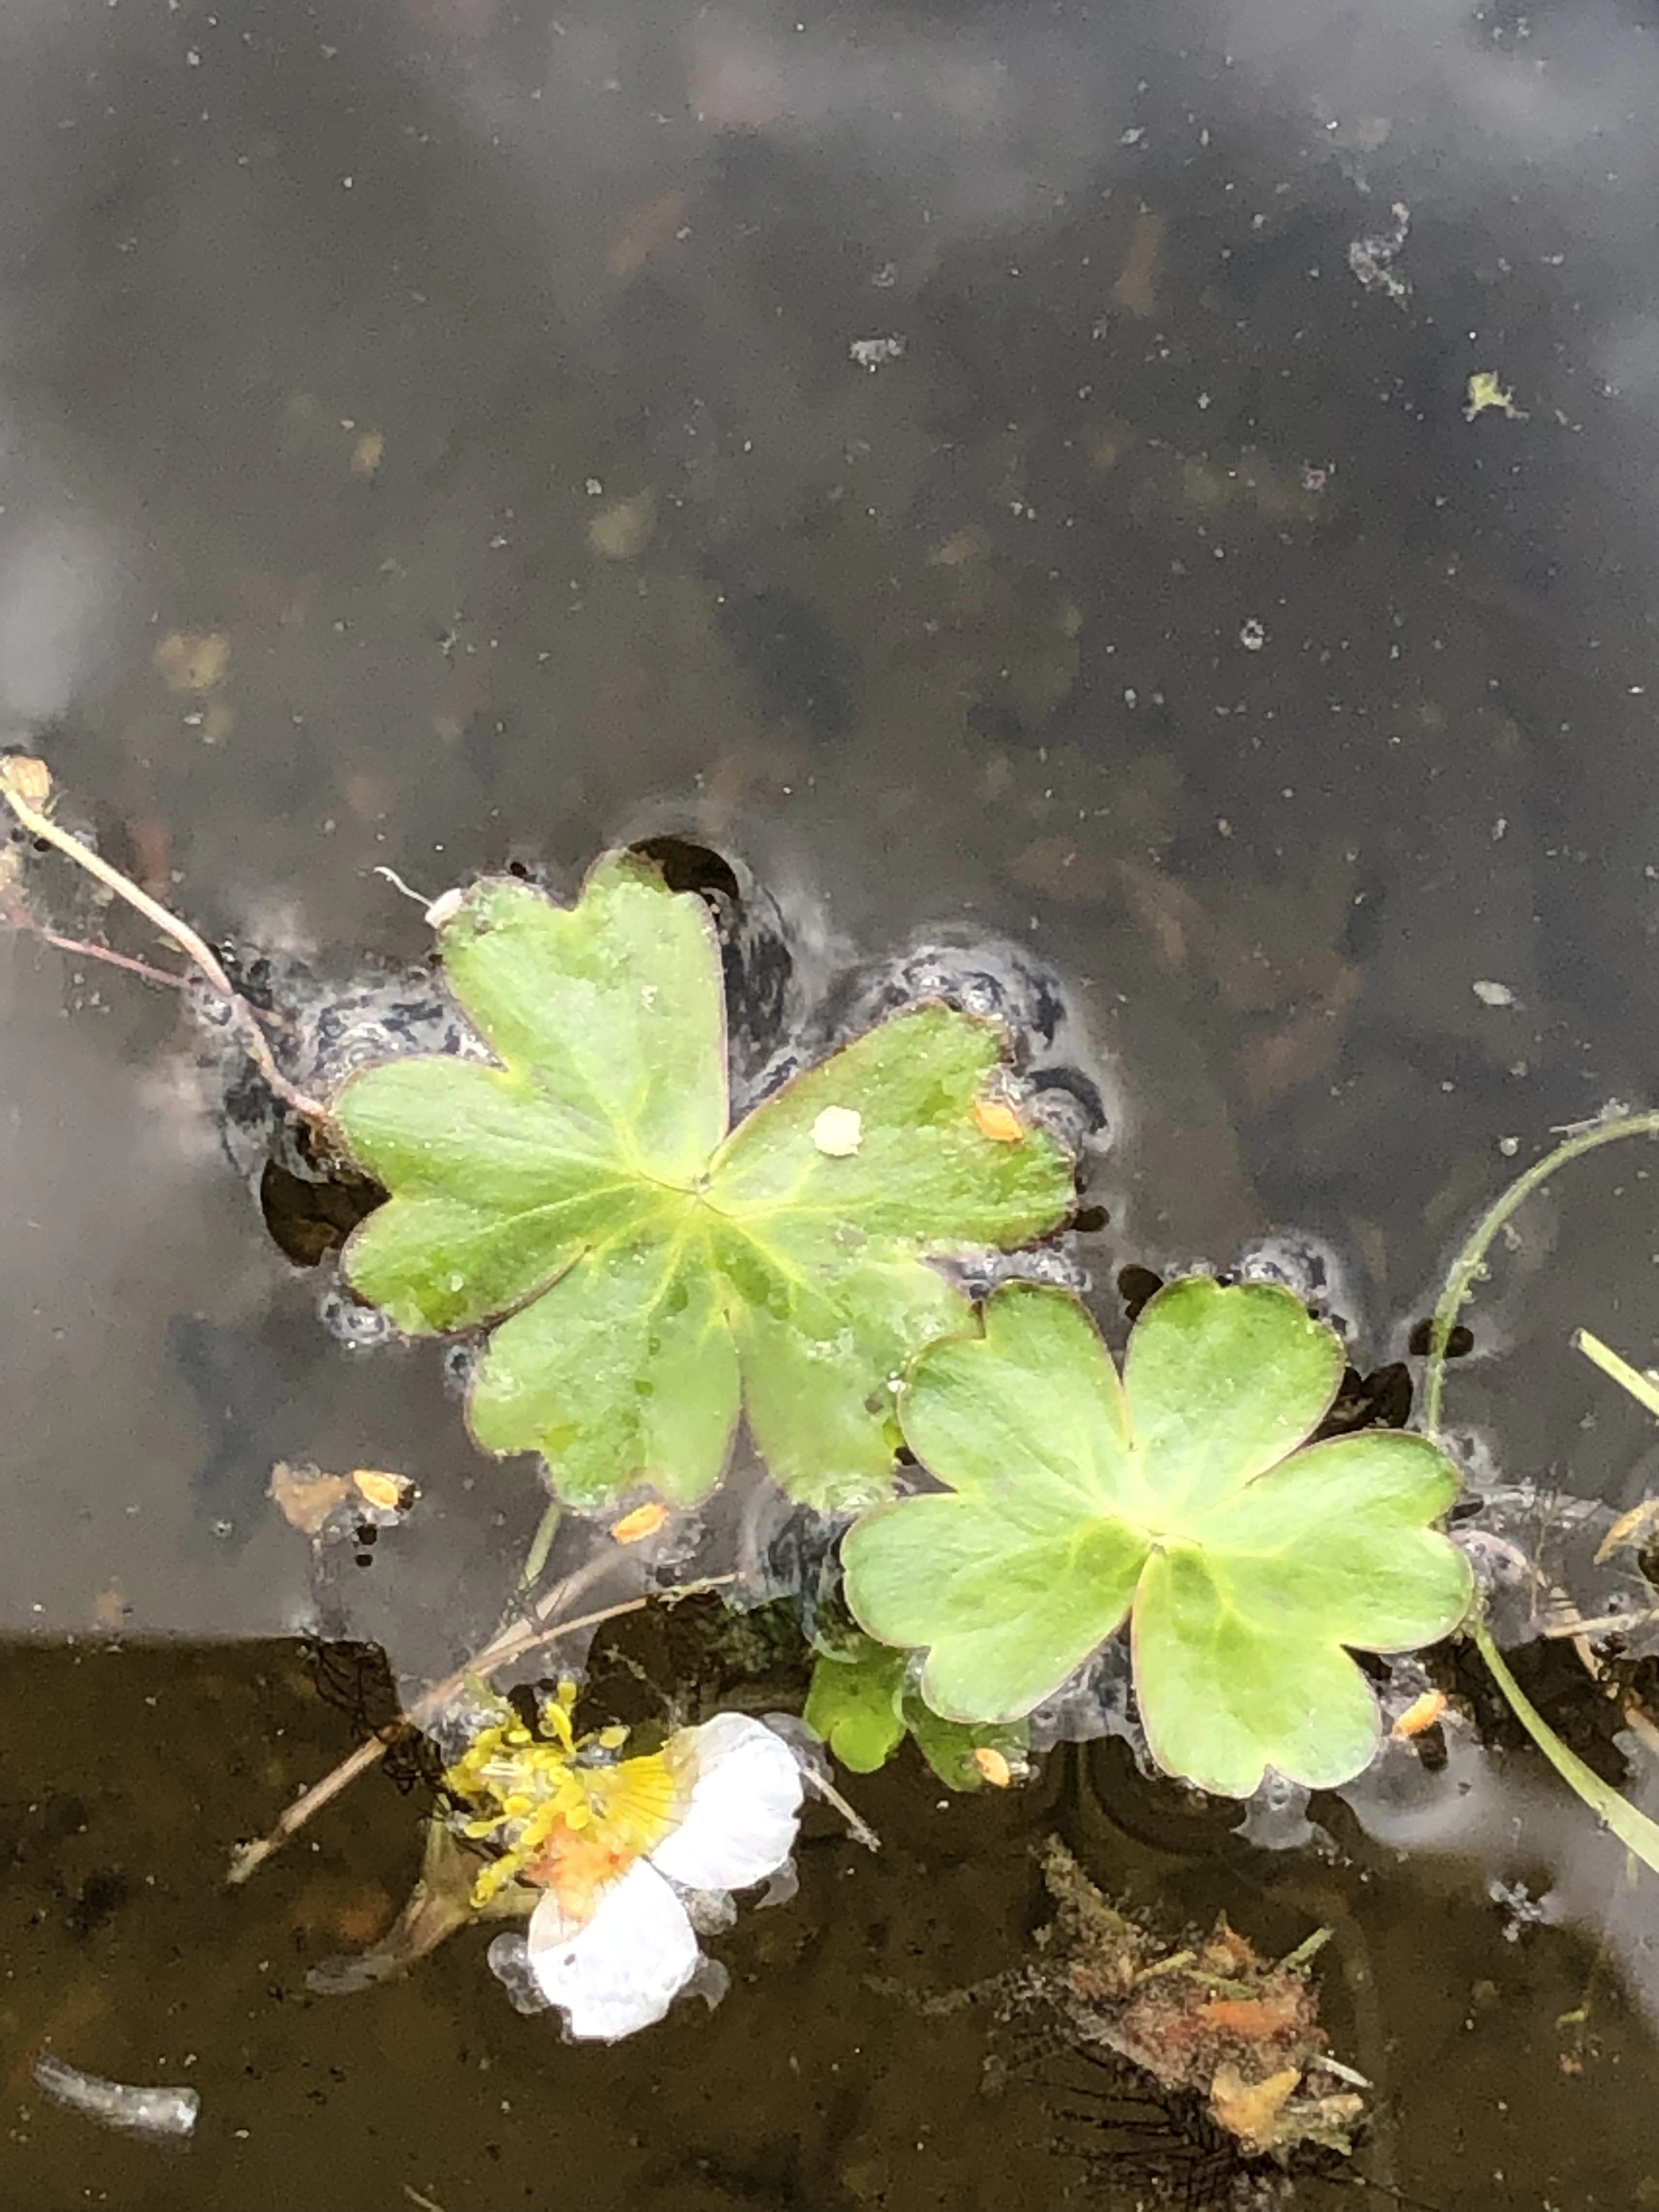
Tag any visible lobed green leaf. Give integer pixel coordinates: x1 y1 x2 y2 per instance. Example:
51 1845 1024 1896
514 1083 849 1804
334 856 1075 1511
843 1277 1472 1795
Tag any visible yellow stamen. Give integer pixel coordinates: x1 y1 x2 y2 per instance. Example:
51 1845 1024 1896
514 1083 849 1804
442 1686 693 1917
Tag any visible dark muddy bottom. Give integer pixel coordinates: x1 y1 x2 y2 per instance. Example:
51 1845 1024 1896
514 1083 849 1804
4 1639 1657 2212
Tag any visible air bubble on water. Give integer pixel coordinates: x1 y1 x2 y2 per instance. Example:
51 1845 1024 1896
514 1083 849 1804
683 1887 737 1937
1452 1526 1534 1591
486 1932 552 2015
1234 1770 1316 1851
441 1339 479 1396
951 1242 1090 1299
1487 1875 1559 1940
732 1488 845 1609
684 1955 730 2014
756 1858 799 1911
1235 1231 1359 1341
1027 1067 1110 1150
1026 1644 1138 1753
1435 1424 1498 1491
316 1284 399 1351
1160 1255 1220 1285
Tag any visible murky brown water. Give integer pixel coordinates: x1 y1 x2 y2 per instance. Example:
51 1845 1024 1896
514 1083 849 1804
7 0 1659 2203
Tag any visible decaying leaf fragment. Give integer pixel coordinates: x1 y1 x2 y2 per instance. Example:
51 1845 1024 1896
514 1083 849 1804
1 753 53 806
306 1815 529 1994
269 1460 415 1541
1032 1838 1364 2160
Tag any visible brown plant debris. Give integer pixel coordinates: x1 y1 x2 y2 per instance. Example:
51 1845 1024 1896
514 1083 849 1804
269 1461 415 1542
1032 1838 1364 2160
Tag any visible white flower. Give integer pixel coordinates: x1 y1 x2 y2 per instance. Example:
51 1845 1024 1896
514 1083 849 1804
524 1713 803 2041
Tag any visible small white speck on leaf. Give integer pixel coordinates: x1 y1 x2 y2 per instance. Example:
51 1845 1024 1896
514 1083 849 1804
812 1107 864 1158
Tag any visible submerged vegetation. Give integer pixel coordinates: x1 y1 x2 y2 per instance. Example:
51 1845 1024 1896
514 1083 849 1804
10 750 1659 2181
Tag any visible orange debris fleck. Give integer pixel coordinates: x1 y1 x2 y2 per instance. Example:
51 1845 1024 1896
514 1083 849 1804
352 1469 413 1514
972 1746 1014 1788
610 1501 670 1544
1209 2062 1301 2154
972 1097 1026 1144
1391 1689 1448 1740
1195 1990 1305 2039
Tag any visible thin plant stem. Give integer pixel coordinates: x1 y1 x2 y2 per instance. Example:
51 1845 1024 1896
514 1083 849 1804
2 763 238 992
1539 1605 1659 1640
521 1501 562 1592
1470 1611 1659 1876
1572 1327 1659 1421
228 1589 651 1884
1421 1109 1659 1432
228 1567 743 1884
2 890 193 992
0 761 332 1124
808 1769 881 1854
1423 1116 1659 1879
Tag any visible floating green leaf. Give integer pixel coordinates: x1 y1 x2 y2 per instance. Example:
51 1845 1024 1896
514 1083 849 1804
334 857 1073 1511
804 1632 1028 1787
842 1278 1472 1796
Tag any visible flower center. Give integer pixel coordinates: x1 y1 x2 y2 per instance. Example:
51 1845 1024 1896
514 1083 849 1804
444 1684 694 1916
522 1752 687 1922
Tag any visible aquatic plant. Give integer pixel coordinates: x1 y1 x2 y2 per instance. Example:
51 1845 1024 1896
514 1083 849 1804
803 1627 1029 1787
18 745 1659 2100
843 1277 1472 1796
333 856 1074 1510
443 1684 803 2041
1420 1106 1659 1876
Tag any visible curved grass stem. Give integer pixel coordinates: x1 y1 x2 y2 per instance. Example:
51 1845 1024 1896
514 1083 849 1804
1424 1108 1659 1875
1421 1107 1659 1434
228 1588 650 1884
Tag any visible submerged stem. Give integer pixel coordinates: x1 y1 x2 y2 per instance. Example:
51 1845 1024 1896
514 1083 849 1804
521 1500 562 1592
227 1587 652 1884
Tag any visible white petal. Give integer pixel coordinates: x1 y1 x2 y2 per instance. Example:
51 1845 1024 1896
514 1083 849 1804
648 1713 803 1892
526 1860 699 2042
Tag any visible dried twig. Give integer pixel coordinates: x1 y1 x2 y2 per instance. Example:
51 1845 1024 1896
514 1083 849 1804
229 1591 641 1884
228 1565 744 1884
0 755 331 1123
